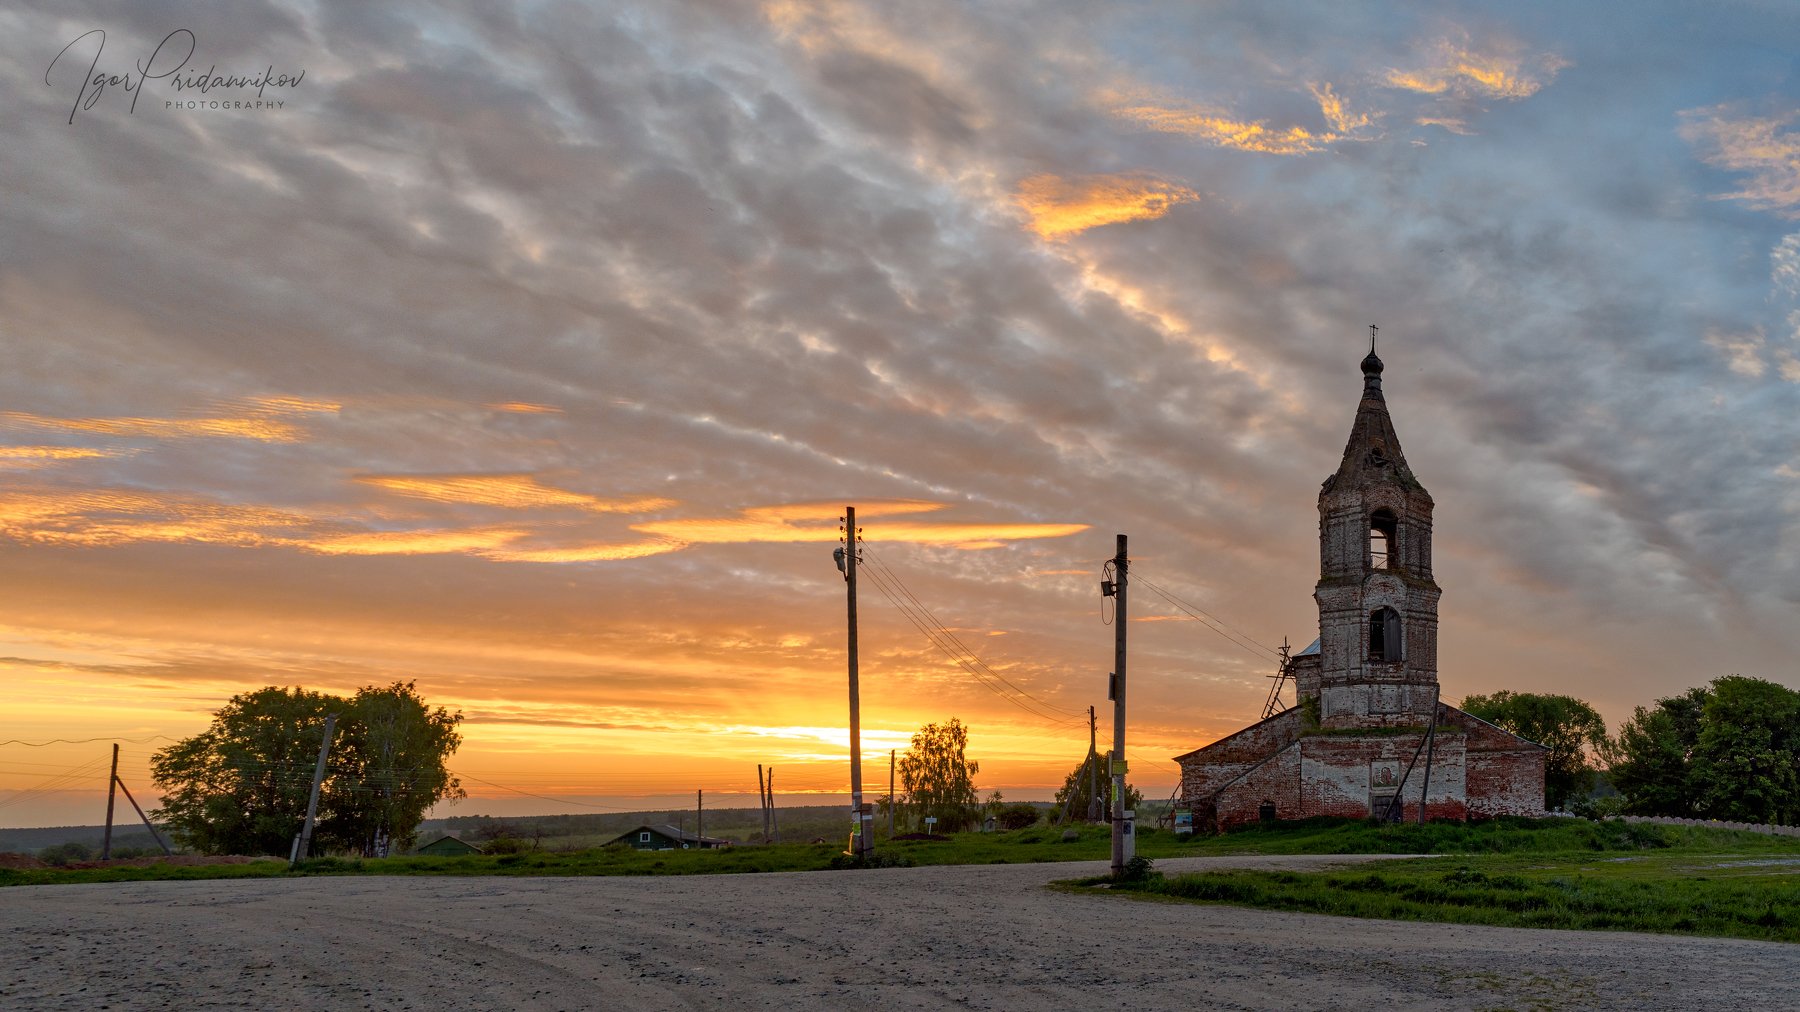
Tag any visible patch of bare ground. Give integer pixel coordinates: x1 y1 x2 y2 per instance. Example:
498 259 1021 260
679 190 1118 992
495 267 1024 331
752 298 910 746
1 854 1794 1010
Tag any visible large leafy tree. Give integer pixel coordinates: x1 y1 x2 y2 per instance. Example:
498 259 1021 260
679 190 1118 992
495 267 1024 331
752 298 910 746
1461 690 1609 809
322 682 466 853
1608 677 1800 824
1607 686 1709 817
1052 750 1142 822
897 718 980 833
152 683 463 855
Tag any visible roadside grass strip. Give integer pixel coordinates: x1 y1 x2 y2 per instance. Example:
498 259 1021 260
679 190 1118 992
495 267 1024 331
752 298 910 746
1074 851 1800 943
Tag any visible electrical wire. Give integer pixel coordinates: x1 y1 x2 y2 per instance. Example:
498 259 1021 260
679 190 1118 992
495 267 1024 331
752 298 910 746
1132 575 1283 663
0 735 179 747
861 549 1086 721
857 549 1084 727
0 756 110 813
450 770 657 812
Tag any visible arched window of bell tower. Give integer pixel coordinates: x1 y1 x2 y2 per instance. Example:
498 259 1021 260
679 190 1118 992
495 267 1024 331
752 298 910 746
1369 509 1397 570
1368 606 1403 662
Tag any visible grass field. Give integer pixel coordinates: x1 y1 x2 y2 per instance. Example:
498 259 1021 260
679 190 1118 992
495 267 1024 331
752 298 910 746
7 817 1798 943
1071 819 1800 944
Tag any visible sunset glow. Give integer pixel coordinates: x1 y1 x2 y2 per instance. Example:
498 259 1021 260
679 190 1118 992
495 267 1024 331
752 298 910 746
4 2 1799 832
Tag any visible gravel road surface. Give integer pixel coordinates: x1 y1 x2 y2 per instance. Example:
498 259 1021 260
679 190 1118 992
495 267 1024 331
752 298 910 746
4 854 1795 1010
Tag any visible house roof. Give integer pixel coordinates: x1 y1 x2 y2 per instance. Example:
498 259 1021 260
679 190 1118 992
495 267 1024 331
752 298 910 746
415 834 481 852
608 824 730 846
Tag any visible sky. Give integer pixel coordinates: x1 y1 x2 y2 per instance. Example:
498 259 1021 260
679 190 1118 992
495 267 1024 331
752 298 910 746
3 0 1800 828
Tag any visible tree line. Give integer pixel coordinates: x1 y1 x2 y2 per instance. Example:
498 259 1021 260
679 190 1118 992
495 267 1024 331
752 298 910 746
1465 675 1800 825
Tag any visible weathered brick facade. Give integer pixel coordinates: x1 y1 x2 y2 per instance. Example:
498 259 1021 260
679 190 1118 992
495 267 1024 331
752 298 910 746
1176 351 1545 831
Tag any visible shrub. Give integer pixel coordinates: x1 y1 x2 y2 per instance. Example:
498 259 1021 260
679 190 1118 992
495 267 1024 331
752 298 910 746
996 803 1042 831
38 842 93 866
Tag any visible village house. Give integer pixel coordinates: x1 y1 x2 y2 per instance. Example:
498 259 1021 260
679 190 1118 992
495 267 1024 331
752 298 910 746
606 824 732 850
1176 349 1546 831
413 834 483 856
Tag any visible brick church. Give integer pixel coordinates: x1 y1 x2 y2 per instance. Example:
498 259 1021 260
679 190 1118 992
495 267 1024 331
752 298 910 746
1175 349 1545 830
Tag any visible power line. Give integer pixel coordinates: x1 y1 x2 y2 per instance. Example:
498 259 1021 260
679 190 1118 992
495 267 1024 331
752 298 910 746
862 549 1085 721
858 549 1084 727
0 735 179 747
449 770 647 812
1133 574 1283 662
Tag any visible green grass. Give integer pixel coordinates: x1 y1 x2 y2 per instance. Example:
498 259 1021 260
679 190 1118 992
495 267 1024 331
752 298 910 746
1072 819 1800 944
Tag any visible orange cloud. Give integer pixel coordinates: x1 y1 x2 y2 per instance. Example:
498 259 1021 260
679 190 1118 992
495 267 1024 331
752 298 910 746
1114 104 1329 154
1015 173 1200 239
357 474 675 513
1680 108 1800 214
1416 116 1473 135
309 526 531 557
0 396 338 443
484 539 689 563
1384 38 1565 100
0 488 322 550
631 501 1086 549
1309 83 1372 133
0 446 123 470
486 402 562 414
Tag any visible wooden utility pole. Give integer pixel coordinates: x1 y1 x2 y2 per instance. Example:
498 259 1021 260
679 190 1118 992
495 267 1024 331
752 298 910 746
1418 686 1441 825
293 713 337 866
889 748 896 840
1087 706 1099 822
101 743 120 860
842 506 870 857
758 765 769 843
697 789 704 845
115 778 172 855
1107 534 1131 876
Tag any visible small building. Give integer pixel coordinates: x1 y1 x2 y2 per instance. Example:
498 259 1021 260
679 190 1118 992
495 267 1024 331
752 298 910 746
414 835 483 856
607 824 731 850
1176 349 1546 831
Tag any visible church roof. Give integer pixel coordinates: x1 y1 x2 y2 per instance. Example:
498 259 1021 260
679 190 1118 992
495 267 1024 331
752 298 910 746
1324 348 1426 497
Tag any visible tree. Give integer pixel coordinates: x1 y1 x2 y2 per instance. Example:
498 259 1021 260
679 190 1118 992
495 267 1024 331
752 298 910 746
152 683 464 855
1691 676 1800 824
151 686 339 856
897 718 980 833
324 682 466 853
1606 686 1709 817
1461 690 1608 810
1607 677 1800 825
1052 750 1141 822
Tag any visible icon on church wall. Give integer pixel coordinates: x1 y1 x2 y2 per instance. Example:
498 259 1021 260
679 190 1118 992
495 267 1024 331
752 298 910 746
1370 760 1400 789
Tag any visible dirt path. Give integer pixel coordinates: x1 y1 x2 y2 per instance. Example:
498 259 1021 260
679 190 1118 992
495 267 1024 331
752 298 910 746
3 854 1795 1010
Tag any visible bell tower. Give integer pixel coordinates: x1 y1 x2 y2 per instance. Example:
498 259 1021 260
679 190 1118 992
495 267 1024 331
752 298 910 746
1308 345 1441 729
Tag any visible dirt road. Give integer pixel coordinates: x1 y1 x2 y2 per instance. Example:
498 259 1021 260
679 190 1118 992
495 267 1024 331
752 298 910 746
4 854 1795 1010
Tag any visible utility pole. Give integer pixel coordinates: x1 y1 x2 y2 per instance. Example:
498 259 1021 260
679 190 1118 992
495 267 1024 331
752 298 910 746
1087 706 1099 822
841 505 871 857
1104 534 1131 876
889 748 896 840
758 765 769 843
101 743 120 860
697 788 704 846
293 713 337 866
768 767 779 843
115 778 172 855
